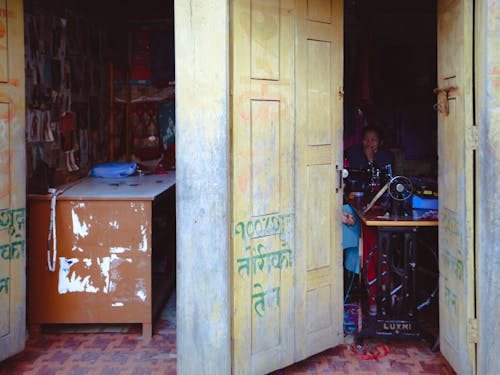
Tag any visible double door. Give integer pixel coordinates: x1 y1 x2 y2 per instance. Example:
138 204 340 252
232 0 344 373
231 0 477 374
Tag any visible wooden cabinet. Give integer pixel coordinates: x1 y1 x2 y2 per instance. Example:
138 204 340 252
27 173 175 338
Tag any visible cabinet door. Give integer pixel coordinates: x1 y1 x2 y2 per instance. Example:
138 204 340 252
437 0 476 374
0 0 27 362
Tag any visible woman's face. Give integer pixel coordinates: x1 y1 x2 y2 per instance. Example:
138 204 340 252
362 130 380 157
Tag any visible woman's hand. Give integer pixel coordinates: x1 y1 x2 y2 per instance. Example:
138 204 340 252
342 211 356 226
363 144 376 162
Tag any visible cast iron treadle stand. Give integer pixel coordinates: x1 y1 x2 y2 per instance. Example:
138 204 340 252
356 227 437 349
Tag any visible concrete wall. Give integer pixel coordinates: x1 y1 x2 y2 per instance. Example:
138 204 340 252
174 0 231 374
0 0 27 362
476 1 500 374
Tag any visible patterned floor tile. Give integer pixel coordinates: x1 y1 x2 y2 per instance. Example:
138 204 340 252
0 290 456 375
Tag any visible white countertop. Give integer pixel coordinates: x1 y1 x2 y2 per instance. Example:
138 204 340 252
30 172 175 201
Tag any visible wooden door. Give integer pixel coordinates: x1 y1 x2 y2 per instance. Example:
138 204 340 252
437 0 476 374
294 0 344 361
0 0 27 362
231 0 343 373
232 1 295 373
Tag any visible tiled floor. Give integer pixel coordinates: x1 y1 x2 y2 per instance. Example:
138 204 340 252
0 293 177 375
0 292 455 375
272 340 455 375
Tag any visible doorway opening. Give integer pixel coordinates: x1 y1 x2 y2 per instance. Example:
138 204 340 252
342 0 440 338
23 0 177 339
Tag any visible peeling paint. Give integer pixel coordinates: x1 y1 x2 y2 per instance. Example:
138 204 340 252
112 302 124 307
110 247 130 253
109 220 119 229
136 290 147 301
82 258 92 267
97 256 111 294
58 257 99 294
71 209 89 239
72 245 84 252
138 225 148 251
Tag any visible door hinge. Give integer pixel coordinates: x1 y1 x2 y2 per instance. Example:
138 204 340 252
468 318 479 343
468 125 479 150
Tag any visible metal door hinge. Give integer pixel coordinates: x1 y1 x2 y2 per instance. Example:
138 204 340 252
468 318 478 343
468 125 479 150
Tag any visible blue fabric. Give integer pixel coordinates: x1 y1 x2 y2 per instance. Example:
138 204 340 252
90 162 137 178
342 204 361 274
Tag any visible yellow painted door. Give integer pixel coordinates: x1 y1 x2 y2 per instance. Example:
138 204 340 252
437 1 476 374
294 0 344 361
232 1 295 373
231 0 343 373
0 0 27 362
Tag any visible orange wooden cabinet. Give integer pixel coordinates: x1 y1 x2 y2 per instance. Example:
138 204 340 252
27 174 175 339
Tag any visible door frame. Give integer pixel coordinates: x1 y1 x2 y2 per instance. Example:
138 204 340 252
174 1 232 374
173 1 500 374
474 1 500 374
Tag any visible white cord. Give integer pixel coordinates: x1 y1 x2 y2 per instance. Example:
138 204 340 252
47 188 58 272
46 178 85 272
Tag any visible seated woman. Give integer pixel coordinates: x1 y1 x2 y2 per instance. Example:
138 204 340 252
345 125 394 171
345 126 395 316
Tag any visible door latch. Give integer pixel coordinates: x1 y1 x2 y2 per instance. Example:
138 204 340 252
433 86 458 116
336 165 348 192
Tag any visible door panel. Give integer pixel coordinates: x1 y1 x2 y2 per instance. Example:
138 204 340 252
0 0 27 362
437 0 476 374
232 1 343 372
250 0 280 80
294 0 343 361
232 0 295 373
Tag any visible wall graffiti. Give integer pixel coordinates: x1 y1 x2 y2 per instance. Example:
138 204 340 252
444 286 458 314
442 249 464 282
252 283 280 318
443 285 459 348
234 213 292 242
0 208 25 239
235 212 293 318
0 276 9 295
236 243 292 277
0 241 25 260
0 209 26 297
440 208 460 237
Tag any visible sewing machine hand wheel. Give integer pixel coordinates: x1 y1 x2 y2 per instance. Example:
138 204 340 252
388 176 413 201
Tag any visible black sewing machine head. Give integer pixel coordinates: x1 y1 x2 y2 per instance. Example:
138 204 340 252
387 176 414 217
345 163 393 199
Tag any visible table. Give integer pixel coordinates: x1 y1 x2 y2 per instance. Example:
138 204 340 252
28 173 176 339
352 205 438 347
